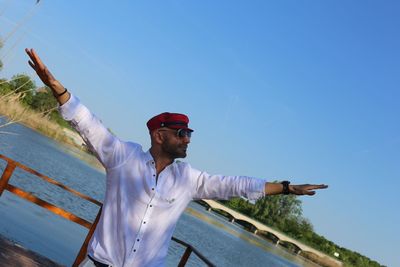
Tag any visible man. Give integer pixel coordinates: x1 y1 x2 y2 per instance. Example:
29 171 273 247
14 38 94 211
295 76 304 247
26 48 328 267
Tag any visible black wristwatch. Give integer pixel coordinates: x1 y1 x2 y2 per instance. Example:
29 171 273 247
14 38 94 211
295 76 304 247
281 181 291 195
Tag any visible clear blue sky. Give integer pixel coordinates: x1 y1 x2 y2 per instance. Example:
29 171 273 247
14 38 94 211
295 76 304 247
1 1 399 266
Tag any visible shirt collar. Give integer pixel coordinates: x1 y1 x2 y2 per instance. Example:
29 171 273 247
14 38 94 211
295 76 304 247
144 150 155 164
144 149 177 168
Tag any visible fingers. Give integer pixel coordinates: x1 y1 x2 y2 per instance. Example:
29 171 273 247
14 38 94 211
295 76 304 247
300 190 315 196
26 48 37 69
30 49 42 66
28 60 36 70
25 48 35 62
25 48 43 69
306 184 328 190
305 184 328 195
25 48 36 70
291 184 328 196
25 48 37 59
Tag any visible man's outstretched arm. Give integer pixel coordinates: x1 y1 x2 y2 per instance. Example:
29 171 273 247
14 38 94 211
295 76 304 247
25 48 70 105
25 48 134 169
265 182 328 196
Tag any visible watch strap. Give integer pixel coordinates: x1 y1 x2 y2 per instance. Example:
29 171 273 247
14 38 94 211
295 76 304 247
281 181 291 195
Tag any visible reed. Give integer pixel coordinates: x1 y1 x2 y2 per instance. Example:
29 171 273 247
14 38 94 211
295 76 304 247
0 92 105 170
0 93 77 148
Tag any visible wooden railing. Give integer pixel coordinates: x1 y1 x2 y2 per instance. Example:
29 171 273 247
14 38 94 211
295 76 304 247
172 237 216 267
0 154 214 267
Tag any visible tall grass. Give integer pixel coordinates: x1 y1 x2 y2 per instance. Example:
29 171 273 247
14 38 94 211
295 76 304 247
0 92 104 170
0 93 76 147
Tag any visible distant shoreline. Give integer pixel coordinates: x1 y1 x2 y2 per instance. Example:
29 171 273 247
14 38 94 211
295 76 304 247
0 94 104 171
15 115 104 172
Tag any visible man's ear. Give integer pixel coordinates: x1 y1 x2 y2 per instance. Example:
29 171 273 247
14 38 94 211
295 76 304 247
151 130 164 144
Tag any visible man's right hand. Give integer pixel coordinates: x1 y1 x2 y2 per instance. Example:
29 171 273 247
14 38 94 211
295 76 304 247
25 48 70 104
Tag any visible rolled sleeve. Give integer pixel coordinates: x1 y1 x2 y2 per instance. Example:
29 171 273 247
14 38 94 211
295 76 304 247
190 166 266 200
59 94 82 121
245 177 266 200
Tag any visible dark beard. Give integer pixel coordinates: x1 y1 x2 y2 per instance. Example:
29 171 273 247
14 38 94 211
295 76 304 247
162 140 187 159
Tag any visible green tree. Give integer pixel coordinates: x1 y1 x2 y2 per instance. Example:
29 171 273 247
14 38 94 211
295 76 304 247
281 217 313 240
30 87 57 113
0 79 12 95
29 86 72 128
253 194 302 227
8 74 36 105
224 197 254 216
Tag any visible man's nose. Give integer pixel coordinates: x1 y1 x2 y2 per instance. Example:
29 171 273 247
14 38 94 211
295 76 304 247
182 136 191 144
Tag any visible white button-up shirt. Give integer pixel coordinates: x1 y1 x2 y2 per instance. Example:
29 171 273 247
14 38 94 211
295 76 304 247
60 95 266 267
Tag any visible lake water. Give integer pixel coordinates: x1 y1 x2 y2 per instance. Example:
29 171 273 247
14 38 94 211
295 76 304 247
0 118 318 267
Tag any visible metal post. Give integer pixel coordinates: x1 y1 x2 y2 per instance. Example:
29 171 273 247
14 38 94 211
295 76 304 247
0 162 16 196
177 247 192 267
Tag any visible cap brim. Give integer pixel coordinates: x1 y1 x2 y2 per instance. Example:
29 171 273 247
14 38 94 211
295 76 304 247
167 125 193 132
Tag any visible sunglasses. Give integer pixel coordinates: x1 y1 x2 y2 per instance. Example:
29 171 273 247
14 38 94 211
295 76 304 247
159 128 192 138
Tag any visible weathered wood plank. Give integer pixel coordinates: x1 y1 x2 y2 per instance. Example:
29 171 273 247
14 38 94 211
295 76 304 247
0 235 64 267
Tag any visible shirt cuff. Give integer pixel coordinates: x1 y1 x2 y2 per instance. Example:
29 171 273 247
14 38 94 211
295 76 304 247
247 178 267 200
59 94 82 121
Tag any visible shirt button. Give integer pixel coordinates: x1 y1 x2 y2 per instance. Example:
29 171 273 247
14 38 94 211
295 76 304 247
143 221 146 224
137 239 140 242
153 174 155 177
152 188 155 191
150 205 153 207
133 249 136 252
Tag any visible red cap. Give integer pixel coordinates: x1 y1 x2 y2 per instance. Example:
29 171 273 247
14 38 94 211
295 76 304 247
147 112 193 132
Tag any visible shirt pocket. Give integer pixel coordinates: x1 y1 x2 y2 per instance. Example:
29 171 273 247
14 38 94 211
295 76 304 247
153 186 188 208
